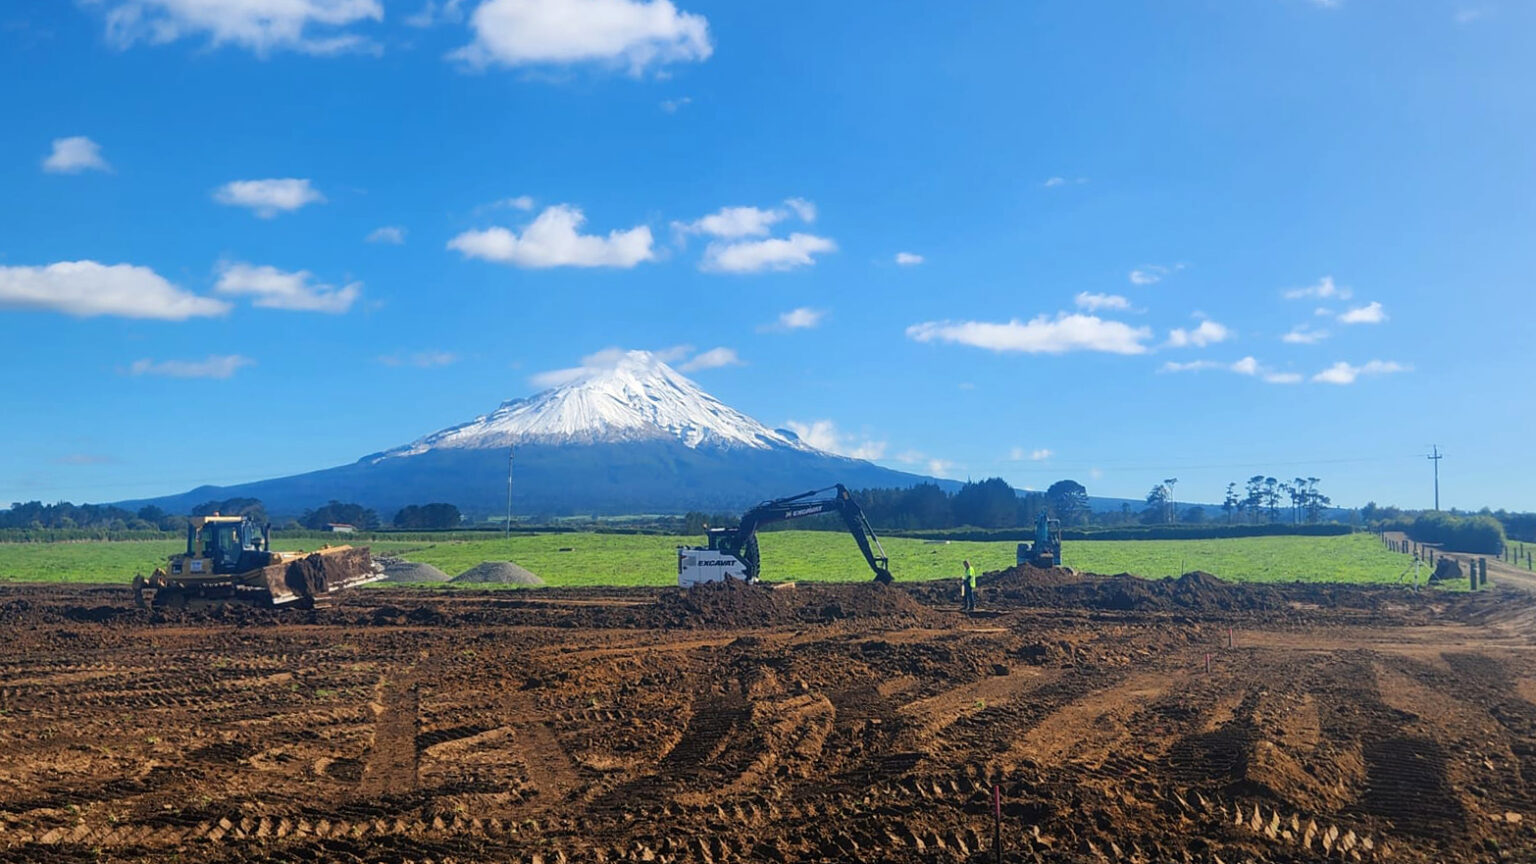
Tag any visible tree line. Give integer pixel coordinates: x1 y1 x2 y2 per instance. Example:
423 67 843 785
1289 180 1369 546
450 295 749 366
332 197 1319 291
0 498 462 534
1211 476 1332 525
681 479 1093 533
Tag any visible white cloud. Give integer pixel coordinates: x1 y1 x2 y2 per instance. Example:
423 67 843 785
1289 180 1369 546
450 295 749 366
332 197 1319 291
927 458 957 478
1128 263 1183 286
907 313 1152 355
1312 360 1409 385
782 419 886 461
1338 301 1386 325
1074 291 1130 312
1160 355 1300 384
43 136 110 174
1010 447 1053 461
676 198 815 239
528 345 701 387
1282 324 1329 344
100 0 383 55
1043 177 1087 188
660 96 692 113
894 252 925 267
1283 275 1351 301
762 307 825 331
379 350 458 368
1166 319 1232 348
677 205 786 239
451 0 712 75
783 197 816 222
449 204 655 269
405 0 465 27
0 261 229 320
129 354 254 379
700 233 836 274
1455 7 1487 24
213 178 325 218
1159 359 1223 373
366 226 406 244
215 261 360 313
678 346 742 372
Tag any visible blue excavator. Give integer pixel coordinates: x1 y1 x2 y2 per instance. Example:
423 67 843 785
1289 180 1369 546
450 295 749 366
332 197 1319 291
1016 513 1063 569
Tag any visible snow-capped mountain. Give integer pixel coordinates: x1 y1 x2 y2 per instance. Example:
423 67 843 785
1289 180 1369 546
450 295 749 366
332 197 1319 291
118 351 946 518
381 351 810 456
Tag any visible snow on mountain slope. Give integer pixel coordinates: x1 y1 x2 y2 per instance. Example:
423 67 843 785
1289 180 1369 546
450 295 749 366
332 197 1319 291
380 350 816 458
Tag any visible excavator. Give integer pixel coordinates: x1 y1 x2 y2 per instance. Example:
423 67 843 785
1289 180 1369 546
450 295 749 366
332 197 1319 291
677 484 894 586
132 514 384 609
1016 512 1063 568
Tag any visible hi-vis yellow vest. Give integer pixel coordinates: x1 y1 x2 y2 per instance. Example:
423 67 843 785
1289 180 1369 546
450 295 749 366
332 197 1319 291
964 564 976 586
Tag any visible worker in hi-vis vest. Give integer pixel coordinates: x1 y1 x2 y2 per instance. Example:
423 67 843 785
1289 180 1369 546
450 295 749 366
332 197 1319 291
962 559 977 611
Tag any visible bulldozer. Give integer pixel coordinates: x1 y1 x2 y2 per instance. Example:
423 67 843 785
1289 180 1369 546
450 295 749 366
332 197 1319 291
132 514 384 609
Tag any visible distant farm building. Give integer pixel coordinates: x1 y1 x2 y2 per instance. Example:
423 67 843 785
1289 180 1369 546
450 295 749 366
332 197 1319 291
326 523 357 534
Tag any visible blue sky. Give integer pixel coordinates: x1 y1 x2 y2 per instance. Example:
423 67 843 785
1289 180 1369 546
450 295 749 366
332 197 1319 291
2 0 1533 512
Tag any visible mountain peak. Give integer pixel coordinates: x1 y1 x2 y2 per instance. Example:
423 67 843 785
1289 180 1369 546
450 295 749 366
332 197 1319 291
380 351 813 457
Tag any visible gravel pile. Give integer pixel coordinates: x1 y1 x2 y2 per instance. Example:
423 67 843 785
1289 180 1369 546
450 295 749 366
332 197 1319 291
377 557 452 583
452 561 545 586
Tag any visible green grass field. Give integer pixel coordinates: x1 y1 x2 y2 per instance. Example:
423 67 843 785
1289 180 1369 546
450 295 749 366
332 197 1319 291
0 531 1420 588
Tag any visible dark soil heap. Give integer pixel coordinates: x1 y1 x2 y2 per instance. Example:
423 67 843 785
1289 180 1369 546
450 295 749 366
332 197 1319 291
975 566 1286 612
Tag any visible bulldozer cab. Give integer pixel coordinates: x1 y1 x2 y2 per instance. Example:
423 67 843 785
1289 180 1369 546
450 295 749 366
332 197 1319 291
185 515 266 575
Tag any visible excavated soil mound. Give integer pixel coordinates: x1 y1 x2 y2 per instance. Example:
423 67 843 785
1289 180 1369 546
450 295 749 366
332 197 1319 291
452 561 545 586
980 564 1082 587
970 565 1286 612
378 558 451 583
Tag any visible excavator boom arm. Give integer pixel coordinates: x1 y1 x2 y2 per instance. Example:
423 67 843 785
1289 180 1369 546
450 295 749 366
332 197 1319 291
724 485 893 583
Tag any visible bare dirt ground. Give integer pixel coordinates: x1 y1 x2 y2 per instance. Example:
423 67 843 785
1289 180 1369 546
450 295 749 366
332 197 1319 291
2 570 1535 863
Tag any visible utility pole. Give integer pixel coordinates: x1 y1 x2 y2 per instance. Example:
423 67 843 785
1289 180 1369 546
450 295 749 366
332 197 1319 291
505 445 515 540
1428 445 1442 511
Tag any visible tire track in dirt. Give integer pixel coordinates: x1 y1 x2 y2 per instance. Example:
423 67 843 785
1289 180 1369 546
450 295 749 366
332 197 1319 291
358 670 419 798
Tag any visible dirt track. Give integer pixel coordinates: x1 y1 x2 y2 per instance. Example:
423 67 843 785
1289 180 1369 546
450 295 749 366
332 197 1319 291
2 572 1535 863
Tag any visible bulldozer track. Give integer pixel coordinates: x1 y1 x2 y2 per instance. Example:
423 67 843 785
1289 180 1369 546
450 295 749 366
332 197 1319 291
0 580 1531 862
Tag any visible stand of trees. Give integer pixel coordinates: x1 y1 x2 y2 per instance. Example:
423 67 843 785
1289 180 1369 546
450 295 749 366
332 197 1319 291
1389 511 1506 554
299 501 380 531
735 478 1093 532
1219 476 1331 525
1 501 147 531
392 503 463 530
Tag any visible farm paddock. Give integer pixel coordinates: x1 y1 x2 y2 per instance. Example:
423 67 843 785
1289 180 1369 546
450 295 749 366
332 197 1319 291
0 571 1533 863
